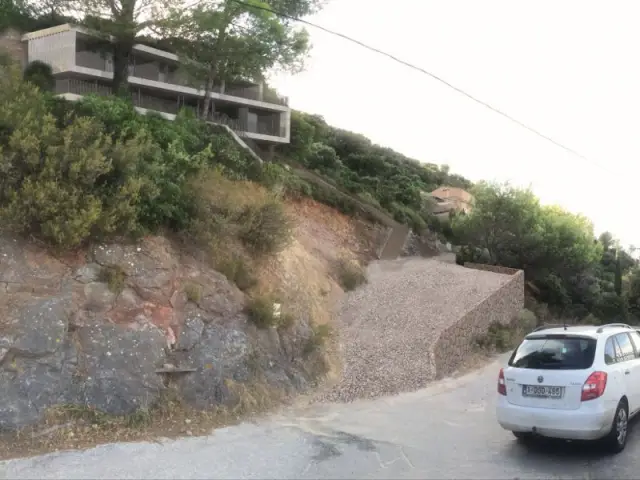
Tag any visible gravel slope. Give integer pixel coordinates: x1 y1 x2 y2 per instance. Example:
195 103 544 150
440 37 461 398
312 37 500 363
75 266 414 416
319 257 511 402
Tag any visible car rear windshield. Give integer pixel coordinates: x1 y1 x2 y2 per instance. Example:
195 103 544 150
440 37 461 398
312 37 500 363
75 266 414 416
508 335 597 370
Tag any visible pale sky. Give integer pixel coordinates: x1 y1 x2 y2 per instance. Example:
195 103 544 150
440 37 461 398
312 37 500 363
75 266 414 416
271 0 640 248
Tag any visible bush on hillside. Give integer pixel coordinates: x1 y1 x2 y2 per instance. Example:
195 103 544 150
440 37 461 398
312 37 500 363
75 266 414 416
239 200 293 255
0 66 288 254
188 169 293 260
283 111 474 233
23 60 54 92
333 257 368 292
475 309 538 352
307 142 339 170
0 68 143 248
246 294 289 328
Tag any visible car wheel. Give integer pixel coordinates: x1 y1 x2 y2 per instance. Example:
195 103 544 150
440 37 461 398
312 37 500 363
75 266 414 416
603 400 629 453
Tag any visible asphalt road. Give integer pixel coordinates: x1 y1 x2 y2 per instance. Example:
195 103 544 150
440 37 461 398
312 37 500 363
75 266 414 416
1 354 639 479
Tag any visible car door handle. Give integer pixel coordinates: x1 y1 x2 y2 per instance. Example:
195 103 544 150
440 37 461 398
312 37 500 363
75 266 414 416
625 370 631 375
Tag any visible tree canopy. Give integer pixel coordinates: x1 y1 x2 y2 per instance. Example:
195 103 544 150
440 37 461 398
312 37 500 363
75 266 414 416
453 181 637 324
15 0 323 96
283 110 473 232
161 0 319 118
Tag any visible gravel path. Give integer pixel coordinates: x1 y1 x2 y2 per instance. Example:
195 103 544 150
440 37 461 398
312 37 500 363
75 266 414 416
318 257 511 403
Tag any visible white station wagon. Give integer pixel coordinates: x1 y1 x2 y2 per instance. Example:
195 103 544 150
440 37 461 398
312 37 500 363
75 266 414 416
496 323 640 453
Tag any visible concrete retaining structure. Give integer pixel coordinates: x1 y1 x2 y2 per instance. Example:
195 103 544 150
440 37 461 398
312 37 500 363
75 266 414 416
463 262 521 276
433 265 525 378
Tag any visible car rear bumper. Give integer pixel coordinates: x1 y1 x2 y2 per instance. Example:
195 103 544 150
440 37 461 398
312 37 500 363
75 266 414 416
496 396 615 441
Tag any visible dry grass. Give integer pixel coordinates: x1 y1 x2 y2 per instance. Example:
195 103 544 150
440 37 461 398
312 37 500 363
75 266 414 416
186 169 293 293
246 295 281 328
183 283 202 303
189 169 293 258
303 323 333 357
333 257 367 292
0 381 284 462
215 252 257 292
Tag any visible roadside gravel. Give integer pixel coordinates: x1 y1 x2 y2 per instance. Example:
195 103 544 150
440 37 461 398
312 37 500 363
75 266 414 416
318 257 511 403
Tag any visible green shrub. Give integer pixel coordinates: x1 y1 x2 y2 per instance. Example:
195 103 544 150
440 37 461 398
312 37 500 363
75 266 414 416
217 254 257 291
282 175 312 200
184 283 202 303
475 309 538 352
239 200 293 256
357 191 382 209
0 73 143 249
306 181 357 216
258 162 288 190
582 313 601 325
247 296 279 328
0 70 276 250
0 50 11 67
475 322 512 351
23 60 54 92
515 308 537 332
307 142 338 170
334 257 367 292
303 323 333 356
98 265 127 293
188 168 293 262
390 203 426 232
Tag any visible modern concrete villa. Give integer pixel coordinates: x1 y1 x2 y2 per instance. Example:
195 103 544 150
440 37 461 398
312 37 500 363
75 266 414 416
1 24 291 153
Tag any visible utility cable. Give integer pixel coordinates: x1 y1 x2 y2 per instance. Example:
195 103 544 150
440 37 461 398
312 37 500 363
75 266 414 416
225 0 614 174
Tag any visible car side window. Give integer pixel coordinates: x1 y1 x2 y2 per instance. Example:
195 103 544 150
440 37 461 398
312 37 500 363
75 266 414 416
615 333 636 363
605 337 616 365
629 331 640 358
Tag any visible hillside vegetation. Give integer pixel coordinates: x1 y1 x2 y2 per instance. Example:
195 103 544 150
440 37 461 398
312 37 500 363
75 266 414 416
0 64 279 251
0 61 394 454
282 111 472 233
454 182 639 326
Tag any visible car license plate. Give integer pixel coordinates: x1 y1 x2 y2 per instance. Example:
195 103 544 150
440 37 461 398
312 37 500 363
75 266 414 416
522 385 563 399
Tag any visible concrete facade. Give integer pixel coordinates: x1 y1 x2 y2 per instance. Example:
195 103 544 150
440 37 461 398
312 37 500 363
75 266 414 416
16 24 291 146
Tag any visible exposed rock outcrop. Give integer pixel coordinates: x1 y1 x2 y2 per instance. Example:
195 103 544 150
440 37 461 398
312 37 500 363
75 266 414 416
0 236 321 431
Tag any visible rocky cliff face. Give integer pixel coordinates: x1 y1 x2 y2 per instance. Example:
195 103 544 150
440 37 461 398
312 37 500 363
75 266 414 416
0 235 321 431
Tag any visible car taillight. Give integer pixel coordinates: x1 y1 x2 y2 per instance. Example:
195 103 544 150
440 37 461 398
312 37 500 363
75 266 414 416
581 371 607 401
498 368 507 395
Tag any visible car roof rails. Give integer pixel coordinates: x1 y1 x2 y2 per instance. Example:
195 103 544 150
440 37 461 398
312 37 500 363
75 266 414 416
596 323 632 334
532 323 569 332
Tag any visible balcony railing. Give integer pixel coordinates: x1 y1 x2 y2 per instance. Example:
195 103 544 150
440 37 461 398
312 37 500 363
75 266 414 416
55 78 178 115
203 111 283 138
54 78 286 138
75 52 289 106
55 78 111 96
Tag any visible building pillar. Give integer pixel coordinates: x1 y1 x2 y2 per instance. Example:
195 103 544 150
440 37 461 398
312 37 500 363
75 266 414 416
257 81 264 101
279 110 291 140
238 107 249 131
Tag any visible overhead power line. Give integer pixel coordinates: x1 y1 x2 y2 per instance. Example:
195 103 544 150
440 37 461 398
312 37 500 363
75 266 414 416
227 0 612 173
